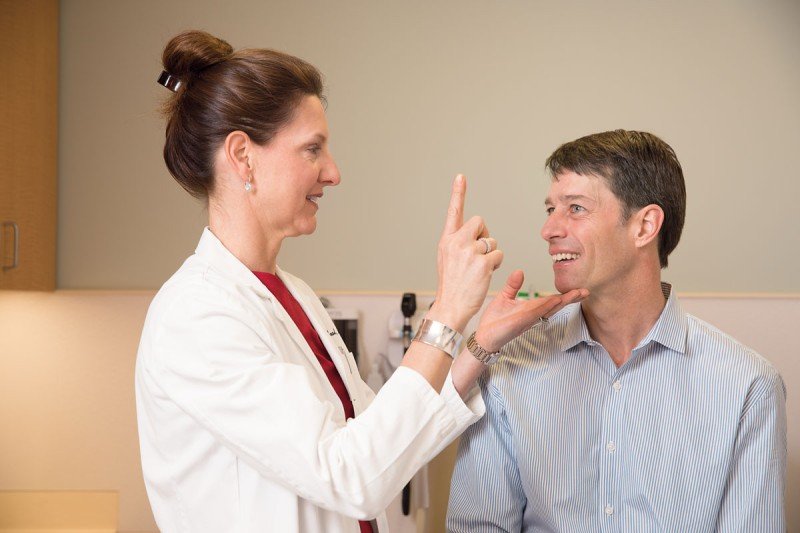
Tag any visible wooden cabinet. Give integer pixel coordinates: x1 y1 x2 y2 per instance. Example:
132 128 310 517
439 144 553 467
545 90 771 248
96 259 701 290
0 0 58 291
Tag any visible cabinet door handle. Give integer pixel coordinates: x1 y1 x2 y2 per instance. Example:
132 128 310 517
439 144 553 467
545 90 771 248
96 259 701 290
2 221 19 271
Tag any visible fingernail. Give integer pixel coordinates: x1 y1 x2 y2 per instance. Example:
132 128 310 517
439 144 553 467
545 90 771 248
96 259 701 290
455 174 464 184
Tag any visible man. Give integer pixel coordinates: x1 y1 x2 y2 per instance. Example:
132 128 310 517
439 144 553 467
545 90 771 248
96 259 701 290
447 130 786 532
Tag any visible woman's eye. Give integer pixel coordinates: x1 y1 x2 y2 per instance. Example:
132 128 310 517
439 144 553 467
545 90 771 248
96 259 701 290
307 145 321 156
545 207 555 215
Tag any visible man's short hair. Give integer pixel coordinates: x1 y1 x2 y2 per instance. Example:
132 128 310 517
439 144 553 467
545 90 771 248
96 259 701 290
545 130 686 268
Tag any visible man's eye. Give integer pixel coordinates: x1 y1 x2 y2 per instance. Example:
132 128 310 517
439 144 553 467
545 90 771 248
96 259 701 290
545 207 555 215
569 205 585 213
308 145 321 155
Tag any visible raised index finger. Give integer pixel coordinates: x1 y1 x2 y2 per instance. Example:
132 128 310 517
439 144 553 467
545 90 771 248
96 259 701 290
442 174 466 235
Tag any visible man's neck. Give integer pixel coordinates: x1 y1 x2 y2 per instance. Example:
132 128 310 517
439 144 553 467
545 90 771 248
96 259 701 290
581 273 667 368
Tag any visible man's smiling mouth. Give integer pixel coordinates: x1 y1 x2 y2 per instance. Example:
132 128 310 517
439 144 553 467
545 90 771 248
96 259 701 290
552 253 580 263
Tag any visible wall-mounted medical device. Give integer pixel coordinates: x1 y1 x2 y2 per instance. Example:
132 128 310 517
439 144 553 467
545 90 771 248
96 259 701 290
326 308 360 365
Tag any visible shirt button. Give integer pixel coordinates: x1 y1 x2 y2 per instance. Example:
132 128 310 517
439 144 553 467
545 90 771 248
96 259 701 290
612 380 622 391
605 505 614 516
607 441 616 453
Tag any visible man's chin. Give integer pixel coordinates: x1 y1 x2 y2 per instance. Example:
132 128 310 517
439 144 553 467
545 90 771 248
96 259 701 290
554 278 581 295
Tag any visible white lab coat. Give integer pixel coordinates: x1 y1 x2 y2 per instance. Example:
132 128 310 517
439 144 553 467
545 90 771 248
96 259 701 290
135 228 484 533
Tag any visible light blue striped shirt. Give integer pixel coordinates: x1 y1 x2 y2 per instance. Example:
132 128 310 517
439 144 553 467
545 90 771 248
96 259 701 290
448 284 786 532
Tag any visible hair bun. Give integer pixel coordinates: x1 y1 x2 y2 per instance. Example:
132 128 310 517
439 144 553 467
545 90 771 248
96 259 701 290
161 30 234 82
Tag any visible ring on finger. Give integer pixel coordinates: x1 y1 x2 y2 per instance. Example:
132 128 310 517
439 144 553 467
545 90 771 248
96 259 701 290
479 237 491 254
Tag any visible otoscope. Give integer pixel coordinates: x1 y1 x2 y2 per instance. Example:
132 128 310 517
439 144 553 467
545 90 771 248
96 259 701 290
400 292 416 516
401 292 417 353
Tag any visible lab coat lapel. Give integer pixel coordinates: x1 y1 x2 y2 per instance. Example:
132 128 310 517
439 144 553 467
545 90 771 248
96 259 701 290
194 228 351 409
262 291 332 383
276 268 358 401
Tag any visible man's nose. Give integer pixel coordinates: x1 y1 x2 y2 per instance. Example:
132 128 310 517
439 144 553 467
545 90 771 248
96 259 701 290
541 212 566 241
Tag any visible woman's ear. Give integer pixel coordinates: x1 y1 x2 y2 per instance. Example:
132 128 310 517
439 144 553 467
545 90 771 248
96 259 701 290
222 130 253 184
632 204 664 249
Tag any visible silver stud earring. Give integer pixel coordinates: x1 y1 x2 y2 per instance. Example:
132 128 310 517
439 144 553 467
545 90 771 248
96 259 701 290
244 177 252 192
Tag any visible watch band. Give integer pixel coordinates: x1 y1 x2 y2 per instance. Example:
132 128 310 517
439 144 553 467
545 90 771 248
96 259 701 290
466 332 502 365
412 319 462 359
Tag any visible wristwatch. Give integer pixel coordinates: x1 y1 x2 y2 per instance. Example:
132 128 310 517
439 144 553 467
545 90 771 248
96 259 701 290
466 332 502 365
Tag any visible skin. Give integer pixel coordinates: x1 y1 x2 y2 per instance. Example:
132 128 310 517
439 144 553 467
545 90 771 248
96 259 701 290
206 94 587 397
542 170 668 367
208 95 341 274
432 179 589 396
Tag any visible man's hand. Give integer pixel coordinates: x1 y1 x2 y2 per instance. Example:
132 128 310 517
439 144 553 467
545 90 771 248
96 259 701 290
475 270 588 352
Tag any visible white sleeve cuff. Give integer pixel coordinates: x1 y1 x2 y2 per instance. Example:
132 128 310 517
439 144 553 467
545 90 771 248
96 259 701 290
441 369 485 432
387 366 485 456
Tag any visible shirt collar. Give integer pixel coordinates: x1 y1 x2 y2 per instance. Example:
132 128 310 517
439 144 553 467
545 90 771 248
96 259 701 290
559 282 688 355
194 227 272 298
560 303 594 352
637 282 688 354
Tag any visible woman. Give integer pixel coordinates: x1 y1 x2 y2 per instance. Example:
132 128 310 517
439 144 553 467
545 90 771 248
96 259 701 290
136 30 586 533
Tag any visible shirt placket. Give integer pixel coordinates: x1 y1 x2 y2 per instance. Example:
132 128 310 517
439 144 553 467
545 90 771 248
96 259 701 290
596 344 624 533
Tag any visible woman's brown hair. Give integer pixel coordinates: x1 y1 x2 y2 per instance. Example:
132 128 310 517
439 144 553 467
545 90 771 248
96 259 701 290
159 30 324 198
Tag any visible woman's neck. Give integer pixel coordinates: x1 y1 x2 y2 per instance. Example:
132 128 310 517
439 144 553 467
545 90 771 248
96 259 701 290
208 197 283 274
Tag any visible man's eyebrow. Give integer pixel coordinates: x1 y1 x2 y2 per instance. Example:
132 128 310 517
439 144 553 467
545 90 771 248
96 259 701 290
543 194 594 205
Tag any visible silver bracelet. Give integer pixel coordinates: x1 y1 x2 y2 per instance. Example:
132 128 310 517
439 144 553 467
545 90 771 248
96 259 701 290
412 319 463 359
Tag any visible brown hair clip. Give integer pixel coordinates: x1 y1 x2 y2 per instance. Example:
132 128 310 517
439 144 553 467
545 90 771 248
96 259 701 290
157 70 182 93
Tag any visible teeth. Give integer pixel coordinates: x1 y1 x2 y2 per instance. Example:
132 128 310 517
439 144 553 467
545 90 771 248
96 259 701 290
307 196 319 204
551 253 580 262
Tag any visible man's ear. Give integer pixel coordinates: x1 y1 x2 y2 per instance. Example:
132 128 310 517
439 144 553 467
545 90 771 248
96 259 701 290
632 204 664 249
222 130 253 184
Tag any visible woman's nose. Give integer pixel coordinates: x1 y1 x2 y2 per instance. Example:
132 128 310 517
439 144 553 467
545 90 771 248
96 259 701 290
323 154 341 186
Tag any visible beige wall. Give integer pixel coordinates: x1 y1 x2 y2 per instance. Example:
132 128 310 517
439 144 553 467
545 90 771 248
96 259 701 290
0 292 153 532
1 291 798 532
58 0 800 292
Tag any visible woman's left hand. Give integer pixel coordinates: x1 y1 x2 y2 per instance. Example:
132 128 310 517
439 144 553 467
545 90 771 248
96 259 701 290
474 270 589 353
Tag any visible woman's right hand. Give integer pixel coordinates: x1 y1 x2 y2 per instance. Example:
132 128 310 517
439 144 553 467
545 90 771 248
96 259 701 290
426 174 503 333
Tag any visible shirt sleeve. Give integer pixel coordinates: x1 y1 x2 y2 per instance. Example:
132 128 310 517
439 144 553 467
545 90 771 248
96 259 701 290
447 377 527 532
715 371 787 532
140 287 482 521
352 347 485 462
